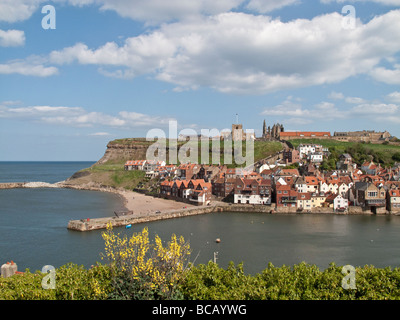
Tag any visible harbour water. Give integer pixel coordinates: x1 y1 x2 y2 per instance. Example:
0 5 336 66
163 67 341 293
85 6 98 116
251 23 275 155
1 162 400 274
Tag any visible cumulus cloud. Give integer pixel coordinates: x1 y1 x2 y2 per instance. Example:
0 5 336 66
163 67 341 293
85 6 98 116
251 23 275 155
0 0 43 22
46 10 400 94
246 0 300 13
261 98 310 117
370 64 400 84
320 0 400 5
387 91 400 103
0 0 243 23
345 96 367 104
0 58 58 77
0 29 25 47
92 0 243 24
1 0 398 24
89 132 112 136
328 91 345 100
260 93 400 127
0 103 176 129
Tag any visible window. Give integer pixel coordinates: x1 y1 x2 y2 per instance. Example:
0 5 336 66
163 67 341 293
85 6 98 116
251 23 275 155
368 191 377 197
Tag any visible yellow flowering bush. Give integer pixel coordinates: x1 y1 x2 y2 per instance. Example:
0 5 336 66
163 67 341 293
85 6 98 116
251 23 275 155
101 223 191 300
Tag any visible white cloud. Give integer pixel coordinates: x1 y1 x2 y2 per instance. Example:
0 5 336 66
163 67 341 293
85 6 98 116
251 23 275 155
92 0 243 24
0 103 176 129
387 91 400 103
328 91 345 100
0 58 58 77
0 0 244 23
1 0 397 24
260 95 400 126
0 29 25 47
350 103 399 114
370 64 400 84
46 10 400 94
89 132 112 136
261 98 310 117
320 0 400 5
246 0 300 13
0 0 43 22
345 96 367 104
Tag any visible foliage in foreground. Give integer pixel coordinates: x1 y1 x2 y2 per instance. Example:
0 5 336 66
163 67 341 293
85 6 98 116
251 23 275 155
0 263 111 300
101 224 191 300
180 261 400 300
3 226 400 300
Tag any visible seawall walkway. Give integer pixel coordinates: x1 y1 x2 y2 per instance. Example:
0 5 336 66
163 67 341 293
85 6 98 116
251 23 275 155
66 204 377 232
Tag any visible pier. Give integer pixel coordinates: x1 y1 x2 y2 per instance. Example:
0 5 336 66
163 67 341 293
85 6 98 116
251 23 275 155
67 204 368 232
0 182 61 189
67 205 228 231
0 183 26 189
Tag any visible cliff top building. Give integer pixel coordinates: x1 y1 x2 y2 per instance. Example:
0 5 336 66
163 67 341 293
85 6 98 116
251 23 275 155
262 120 284 140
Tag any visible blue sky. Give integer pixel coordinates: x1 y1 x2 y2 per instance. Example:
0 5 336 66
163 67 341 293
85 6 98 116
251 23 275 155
1 0 400 161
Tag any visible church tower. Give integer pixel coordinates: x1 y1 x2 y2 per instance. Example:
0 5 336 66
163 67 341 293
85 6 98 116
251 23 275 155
262 119 267 138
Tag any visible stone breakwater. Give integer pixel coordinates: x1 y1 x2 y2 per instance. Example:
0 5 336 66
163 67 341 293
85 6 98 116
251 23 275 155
67 201 391 232
67 203 379 232
67 205 229 231
0 182 62 189
0 181 116 192
0 182 26 189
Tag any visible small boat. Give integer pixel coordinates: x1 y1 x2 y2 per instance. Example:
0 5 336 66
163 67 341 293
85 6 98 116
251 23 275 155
125 224 132 229
215 238 221 243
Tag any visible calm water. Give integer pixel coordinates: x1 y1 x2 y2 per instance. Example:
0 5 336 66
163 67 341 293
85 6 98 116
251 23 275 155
2 162 400 274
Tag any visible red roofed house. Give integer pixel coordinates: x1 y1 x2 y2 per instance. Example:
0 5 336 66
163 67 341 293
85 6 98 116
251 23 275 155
325 193 348 211
160 180 174 197
387 189 400 213
280 131 331 140
305 176 319 193
234 178 272 205
177 164 200 180
190 180 212 205
297 192 312 211
276 182 298 208
125 160 147 171
163 178 212 205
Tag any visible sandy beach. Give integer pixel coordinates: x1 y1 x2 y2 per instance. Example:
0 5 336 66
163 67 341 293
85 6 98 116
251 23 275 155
117 190 196 215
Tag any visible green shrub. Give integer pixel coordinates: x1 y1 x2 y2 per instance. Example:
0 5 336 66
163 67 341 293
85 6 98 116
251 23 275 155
179 262 400 300
0 263 111 300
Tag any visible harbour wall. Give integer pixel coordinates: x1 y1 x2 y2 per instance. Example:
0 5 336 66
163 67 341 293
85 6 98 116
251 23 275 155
67 203 391 232
0 183 25 189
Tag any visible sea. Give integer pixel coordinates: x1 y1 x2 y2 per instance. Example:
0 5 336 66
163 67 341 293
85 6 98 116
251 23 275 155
2 162 400 274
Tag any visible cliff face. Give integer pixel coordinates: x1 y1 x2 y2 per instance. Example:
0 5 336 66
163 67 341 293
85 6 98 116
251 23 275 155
64 139 154 188
95 139 153 165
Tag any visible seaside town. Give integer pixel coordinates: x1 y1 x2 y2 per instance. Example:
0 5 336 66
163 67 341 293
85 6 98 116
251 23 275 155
124 122 400 215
